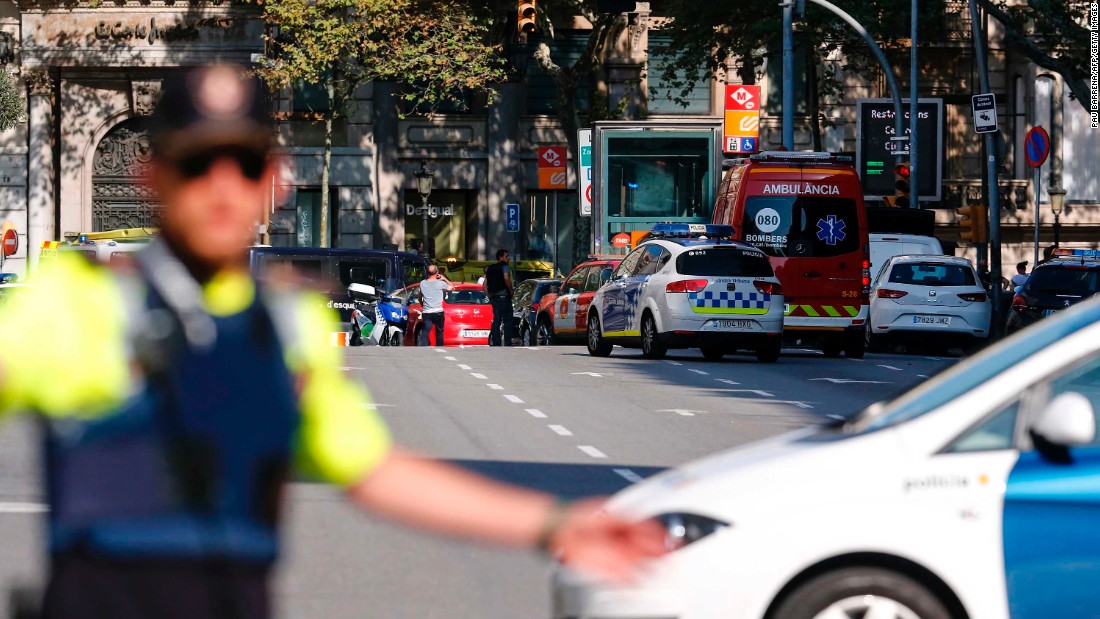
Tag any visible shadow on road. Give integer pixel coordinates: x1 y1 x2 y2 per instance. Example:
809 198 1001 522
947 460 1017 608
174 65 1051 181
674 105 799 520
445 459 666 499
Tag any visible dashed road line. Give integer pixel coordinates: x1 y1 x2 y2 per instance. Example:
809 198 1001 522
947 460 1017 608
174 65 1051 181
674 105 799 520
664 360 683 366
457 364 472 370
688 369 709 375
487 384 504 390
725 389 775 397
657 409 702 416
548 425 573 436
504 394 525 404
716 378 741 386
470 372 488 379
444 356 457 361
434 349 446 353
917 374 929 378
578 445 607 459
613 468 644 484
878 365 903 371
525 409 547 418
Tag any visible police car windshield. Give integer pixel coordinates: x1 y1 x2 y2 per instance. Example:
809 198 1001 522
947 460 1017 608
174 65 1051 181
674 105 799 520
742 196 860 258
676 246 773 277
849 297 1100 433
1026 265 1100 296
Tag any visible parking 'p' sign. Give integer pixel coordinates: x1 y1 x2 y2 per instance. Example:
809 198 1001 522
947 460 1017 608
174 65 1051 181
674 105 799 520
1024 126 1050 169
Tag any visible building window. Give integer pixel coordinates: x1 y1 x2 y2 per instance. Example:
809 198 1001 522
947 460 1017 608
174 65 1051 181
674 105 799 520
296 188 339 247
647 33 712 115
293 79 330 114
525 31 591 115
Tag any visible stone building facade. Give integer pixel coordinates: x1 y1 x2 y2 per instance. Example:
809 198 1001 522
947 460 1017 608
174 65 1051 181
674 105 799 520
0 0 1096 277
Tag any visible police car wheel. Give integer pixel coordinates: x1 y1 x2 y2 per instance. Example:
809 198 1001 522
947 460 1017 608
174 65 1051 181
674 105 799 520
773 567 950 619
640 314 667 360
587 314 612 357
755 338 781 363
537 319 554 346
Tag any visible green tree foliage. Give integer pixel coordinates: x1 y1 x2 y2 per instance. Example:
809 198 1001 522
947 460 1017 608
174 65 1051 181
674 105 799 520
978 0 1093 113
255 0 506 246
0 70 25 132
653 0 945 147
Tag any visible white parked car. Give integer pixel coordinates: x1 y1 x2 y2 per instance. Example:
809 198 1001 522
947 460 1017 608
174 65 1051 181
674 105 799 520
867 255 990 352
586 224 785 362
553 296 1100 619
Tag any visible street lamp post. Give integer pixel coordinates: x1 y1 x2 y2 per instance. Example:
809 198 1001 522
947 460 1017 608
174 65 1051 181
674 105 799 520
415 160 435 257
1049 185 1066 248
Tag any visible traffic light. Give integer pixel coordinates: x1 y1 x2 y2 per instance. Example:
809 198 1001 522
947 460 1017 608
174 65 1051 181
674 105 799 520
517 0 537 35
956 204 988 244
893 162 911 208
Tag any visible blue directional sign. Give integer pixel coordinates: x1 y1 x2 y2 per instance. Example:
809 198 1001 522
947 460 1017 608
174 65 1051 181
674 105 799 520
506 203 521 233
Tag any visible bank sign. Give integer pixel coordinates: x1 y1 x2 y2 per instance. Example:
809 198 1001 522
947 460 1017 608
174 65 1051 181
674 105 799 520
855 98 944 202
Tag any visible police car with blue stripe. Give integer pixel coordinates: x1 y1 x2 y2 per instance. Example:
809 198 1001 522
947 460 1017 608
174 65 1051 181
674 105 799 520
556 295 1100 619
586 224 784 362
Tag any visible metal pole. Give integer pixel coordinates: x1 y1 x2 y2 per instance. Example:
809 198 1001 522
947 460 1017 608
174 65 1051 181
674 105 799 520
782 1 794 149
909 0 919 206
968 0 1002 332
1054 213 1061 247
806 0 906 157
552 192 559 274
421 195 429 257
1033 165 1040 267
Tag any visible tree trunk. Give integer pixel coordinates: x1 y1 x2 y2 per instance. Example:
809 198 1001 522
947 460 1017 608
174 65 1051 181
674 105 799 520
320 75 334 248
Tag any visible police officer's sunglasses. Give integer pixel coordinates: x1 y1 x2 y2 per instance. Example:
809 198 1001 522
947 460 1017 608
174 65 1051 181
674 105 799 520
173 146 268 181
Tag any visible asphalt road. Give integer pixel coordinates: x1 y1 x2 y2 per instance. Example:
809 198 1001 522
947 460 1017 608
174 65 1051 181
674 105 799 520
0 344 954 618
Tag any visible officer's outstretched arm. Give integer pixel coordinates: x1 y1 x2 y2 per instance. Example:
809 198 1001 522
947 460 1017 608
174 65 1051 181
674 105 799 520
346 449 667 583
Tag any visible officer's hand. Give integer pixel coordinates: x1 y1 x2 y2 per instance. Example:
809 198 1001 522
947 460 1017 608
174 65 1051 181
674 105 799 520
545 498 667 584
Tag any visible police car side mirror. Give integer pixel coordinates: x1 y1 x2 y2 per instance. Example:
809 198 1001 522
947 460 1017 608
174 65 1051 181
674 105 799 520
1031 392 1096 448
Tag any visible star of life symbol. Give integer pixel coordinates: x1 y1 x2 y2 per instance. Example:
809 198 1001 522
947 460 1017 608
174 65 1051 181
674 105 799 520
815 215 846 246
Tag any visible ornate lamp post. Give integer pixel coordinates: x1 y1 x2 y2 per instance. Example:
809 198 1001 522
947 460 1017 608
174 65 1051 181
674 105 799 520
415 160 434 257
1049 185 1066 248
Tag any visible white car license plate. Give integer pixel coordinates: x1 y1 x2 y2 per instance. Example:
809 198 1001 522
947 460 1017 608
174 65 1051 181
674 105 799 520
462 330 490 338
713 319 753 330
912 315 951 326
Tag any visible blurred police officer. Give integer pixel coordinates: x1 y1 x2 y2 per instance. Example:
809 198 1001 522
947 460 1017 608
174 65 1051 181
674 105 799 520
0 65 664 619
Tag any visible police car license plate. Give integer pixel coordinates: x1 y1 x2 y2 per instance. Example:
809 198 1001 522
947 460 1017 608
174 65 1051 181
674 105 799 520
462 330 490 338
912 315 951 326
713 319 753 330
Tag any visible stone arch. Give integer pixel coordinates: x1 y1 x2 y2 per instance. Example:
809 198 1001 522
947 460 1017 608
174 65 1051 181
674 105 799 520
91 117 160 231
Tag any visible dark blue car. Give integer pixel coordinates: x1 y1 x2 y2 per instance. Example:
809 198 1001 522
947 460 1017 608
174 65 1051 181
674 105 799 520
511 278 562 346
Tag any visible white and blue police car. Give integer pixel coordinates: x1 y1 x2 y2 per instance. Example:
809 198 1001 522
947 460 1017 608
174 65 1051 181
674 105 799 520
586 224 784 362
555 295 1100 619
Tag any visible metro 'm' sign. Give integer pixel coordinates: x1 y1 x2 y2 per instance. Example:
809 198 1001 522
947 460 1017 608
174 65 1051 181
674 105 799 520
724 84 761 155
538 146 567 190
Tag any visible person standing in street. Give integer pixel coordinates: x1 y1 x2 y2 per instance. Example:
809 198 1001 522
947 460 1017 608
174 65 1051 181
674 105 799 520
484 249 514 346
418 263 454 346
1010 261 1029 289
0 65 665 619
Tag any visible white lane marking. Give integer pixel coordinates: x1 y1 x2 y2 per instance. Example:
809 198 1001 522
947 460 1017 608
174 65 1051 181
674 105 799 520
774 400 815 409
470 372 488 379
878 365 903 371
917 374 929 378
688 369 709 375
664 360 682 366
725 389 775 397
457 364 472 370
613 468 644 484
504 394 525 404
810 378 890 384
925 357 945 361
657 409 702 416
570 372 604 377
362 403 397 409
487 384 504 390
435 349 446 353
0 502 47 514
847 357 866 362
548 425 573 436
578 445 607 459
340 367 364 371
526 409 547 418
444 356 457 361
716 378 741 386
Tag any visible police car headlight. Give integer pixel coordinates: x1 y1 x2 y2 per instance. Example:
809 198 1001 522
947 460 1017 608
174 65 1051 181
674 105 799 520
655 513 729 551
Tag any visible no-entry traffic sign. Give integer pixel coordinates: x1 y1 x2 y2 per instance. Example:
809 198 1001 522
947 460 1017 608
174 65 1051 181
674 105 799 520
1024 126 1050 168
1 226 17 257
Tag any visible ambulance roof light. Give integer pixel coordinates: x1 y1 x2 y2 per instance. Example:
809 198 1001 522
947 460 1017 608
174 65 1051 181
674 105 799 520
749 151 853 164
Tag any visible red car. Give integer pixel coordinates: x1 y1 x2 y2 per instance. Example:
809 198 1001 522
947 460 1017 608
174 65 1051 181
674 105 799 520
401 282 494 346
533 258 622 344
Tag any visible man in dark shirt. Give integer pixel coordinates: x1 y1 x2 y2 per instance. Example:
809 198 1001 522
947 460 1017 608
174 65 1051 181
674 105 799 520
483 249 514 346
